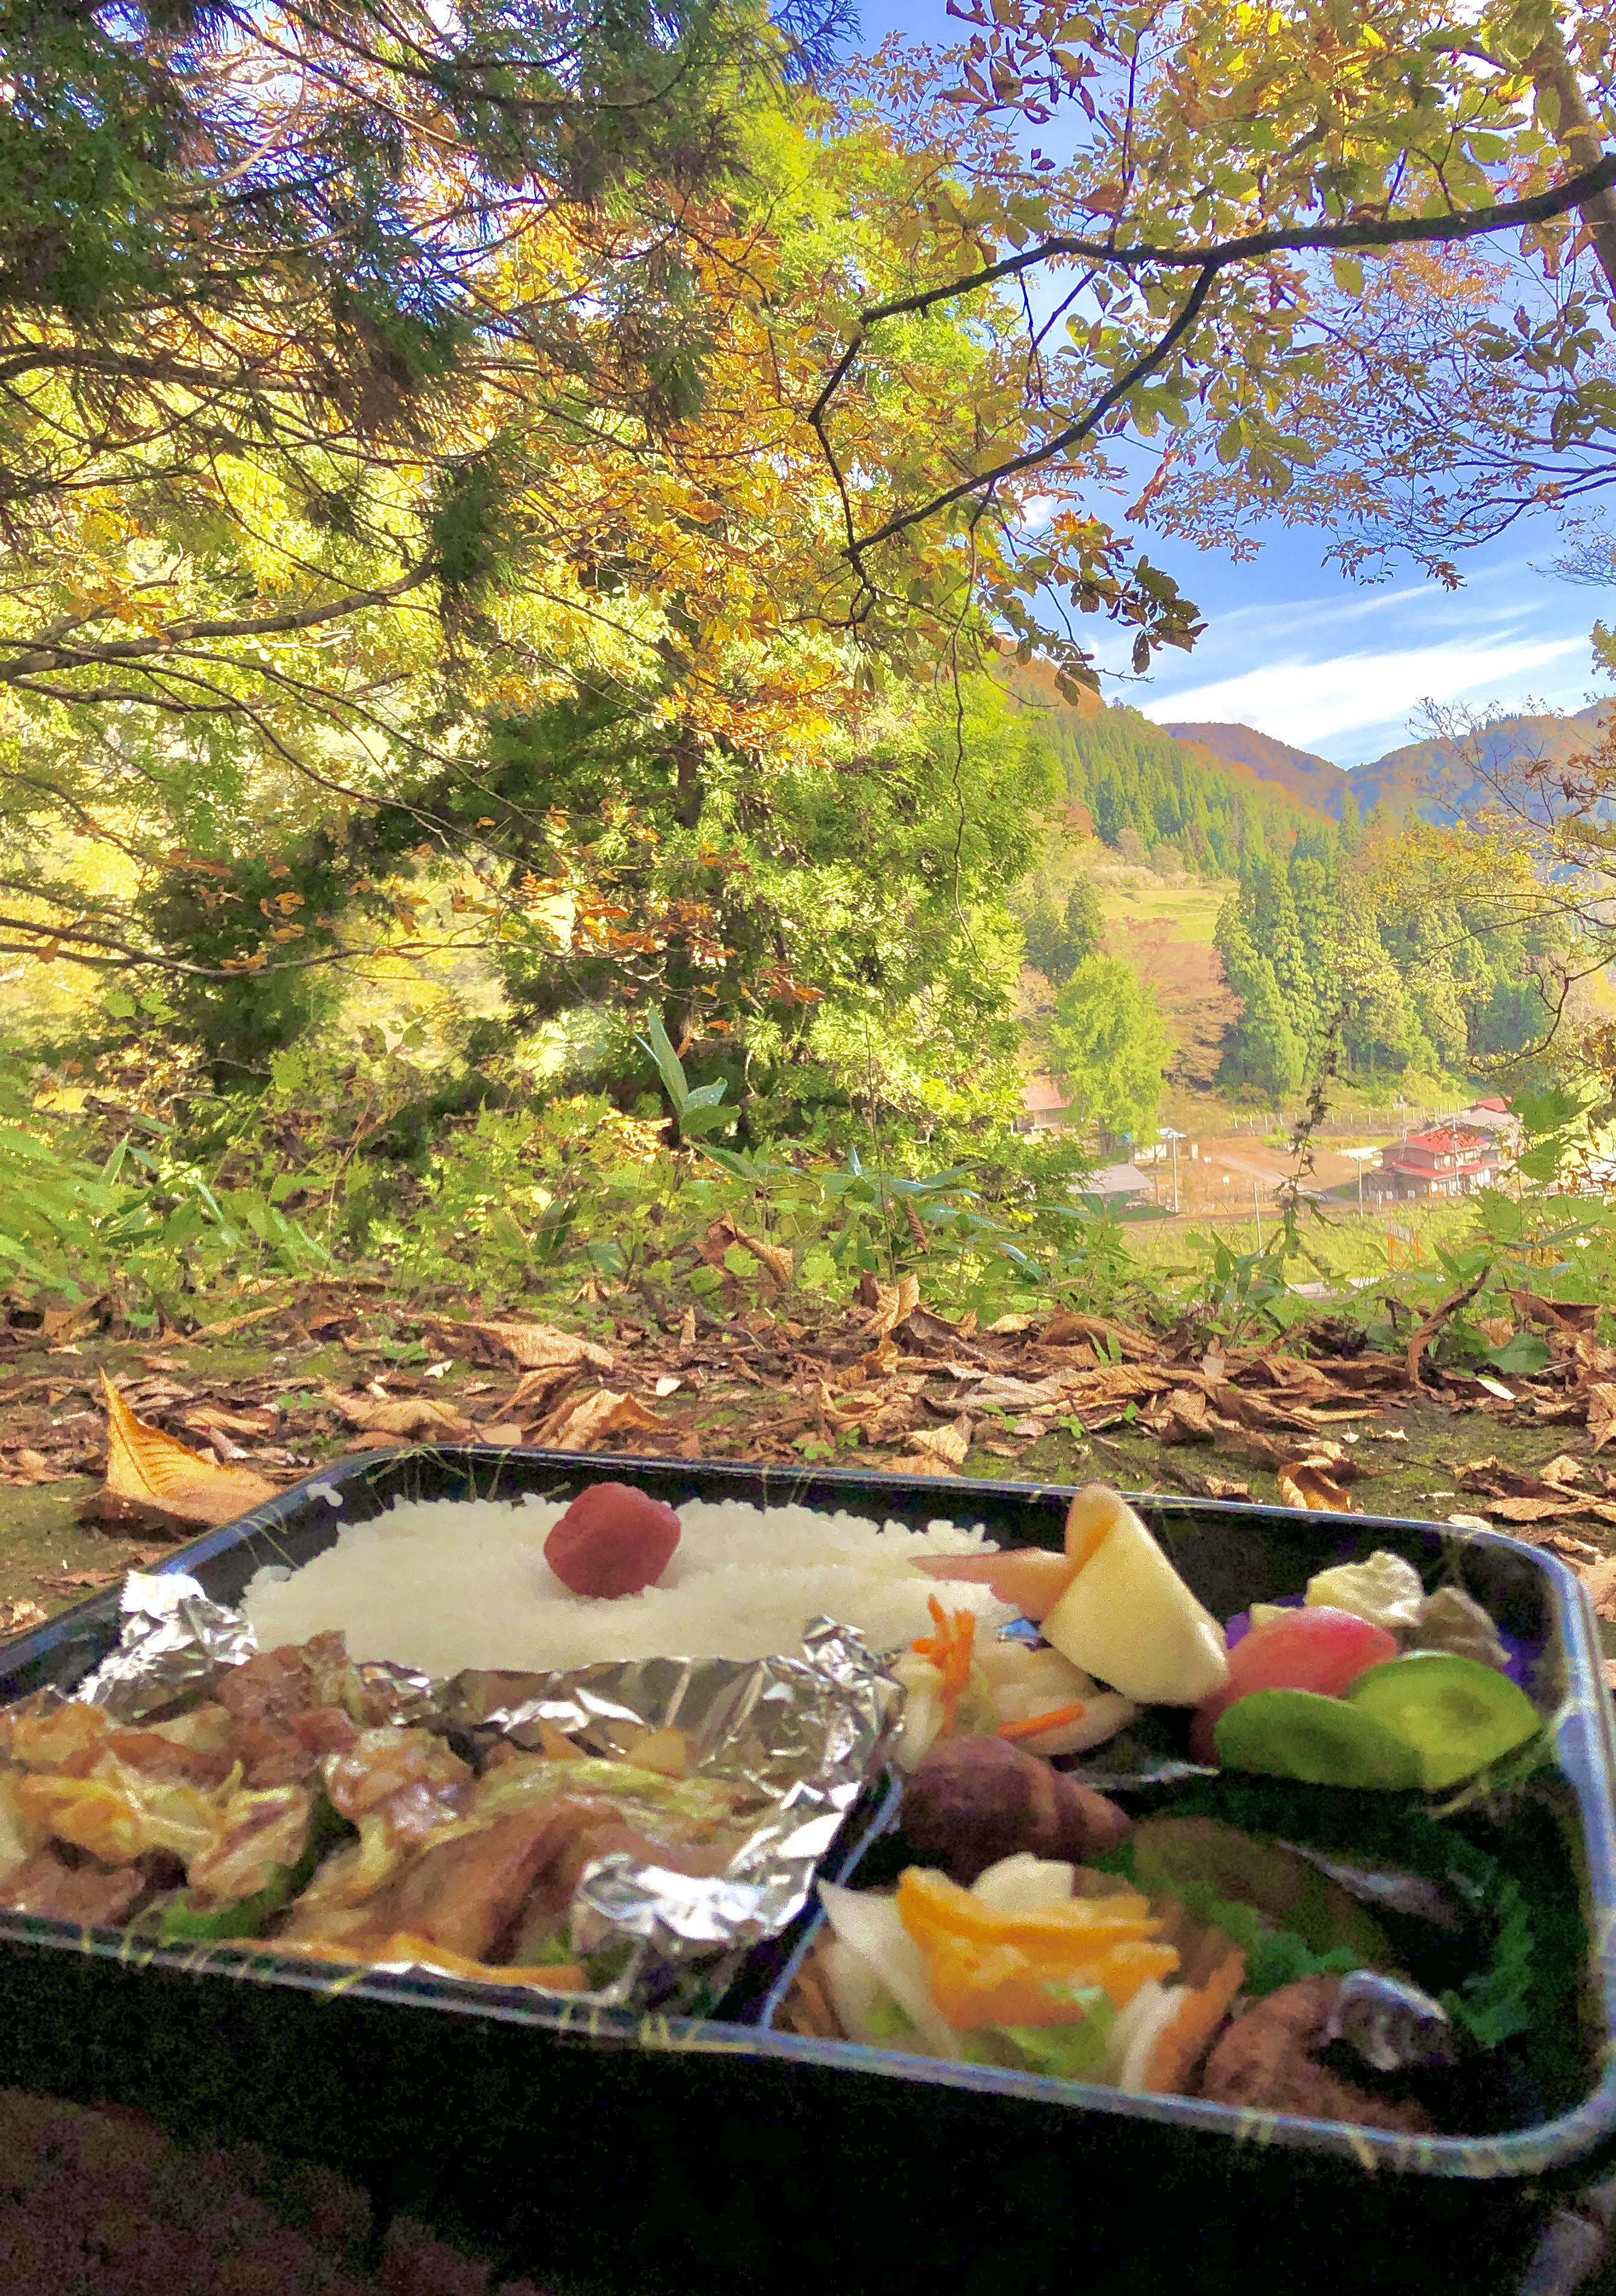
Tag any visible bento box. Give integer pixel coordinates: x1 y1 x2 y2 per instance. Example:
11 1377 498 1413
1 1446 1614 2296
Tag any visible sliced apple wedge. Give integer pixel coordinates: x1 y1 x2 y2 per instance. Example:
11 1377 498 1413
1040 1484 1230 1706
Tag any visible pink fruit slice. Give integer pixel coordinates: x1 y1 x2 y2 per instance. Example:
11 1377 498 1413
1190 1605 1399 1765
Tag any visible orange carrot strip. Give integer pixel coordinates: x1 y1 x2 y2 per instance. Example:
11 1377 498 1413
996 1701 1088 1742
1142 1948 1247 2097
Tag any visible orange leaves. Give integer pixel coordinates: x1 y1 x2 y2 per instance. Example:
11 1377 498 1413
81 1370 276 1534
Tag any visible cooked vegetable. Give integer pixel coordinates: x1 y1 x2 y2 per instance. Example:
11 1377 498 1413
899 1736 1129 1884
895 1866 1178 2024
1213 1690 1423 1791
1344 1654 1541 1790
1305 1551 1425 1636
1038 1485 1229 1705
1410 1587 1510 1673
1128 1817 1394 1979
1190 1608 1399 1764
543 1481 682 1600
1142 1946 1247 2096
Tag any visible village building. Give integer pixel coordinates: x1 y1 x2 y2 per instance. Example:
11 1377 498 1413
1373 1123 1501 1201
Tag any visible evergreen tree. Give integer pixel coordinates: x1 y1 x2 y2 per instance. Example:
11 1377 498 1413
1048 955 1170 1143
1023 875 1105 983
1215 896 1303 1097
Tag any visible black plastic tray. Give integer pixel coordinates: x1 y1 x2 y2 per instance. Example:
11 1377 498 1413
2 1446 1615 2296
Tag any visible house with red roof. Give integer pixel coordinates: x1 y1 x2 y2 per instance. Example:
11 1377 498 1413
1373 1124 1501 1201
1017 1077 1072 1133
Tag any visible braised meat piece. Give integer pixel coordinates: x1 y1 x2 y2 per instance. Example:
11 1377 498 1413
0 1846 145 1927
324 1727 474 1847
1199 1975 1434 2134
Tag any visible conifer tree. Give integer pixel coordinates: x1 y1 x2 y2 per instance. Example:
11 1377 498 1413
1049 954 1170 1143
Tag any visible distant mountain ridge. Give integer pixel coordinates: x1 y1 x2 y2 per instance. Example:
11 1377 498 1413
1164 706 1608 823
1160 722 1346 815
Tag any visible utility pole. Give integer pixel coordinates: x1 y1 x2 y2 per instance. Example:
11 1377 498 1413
1158 1126 1185 1214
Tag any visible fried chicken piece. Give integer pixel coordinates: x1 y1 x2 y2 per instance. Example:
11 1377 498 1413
0 1845 145 1927
1200 1975 1434 2134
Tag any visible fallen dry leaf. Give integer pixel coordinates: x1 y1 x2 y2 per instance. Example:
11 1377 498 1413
1 1598 48 1637
80 1369 277 1534
888 1452 947 1476
7 1447 61 1483
1276 1462 1360 1513
474 1422 526 1446
1541 1453 1588 1487
424 1318 616 1373
502 1364 579 1418
1587 1383 1616 1452
323 1388 474 1441
908 1415 972 1468
860 1274 921 1342
679 1307 697 1347
1041 1310 1160 1360
36 1567 120 1594
1578 1557 1616 1621
529 1386 676 1452
39 1298 104 1346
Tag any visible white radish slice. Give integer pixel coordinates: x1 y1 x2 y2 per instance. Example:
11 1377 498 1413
971 1854 1076 1914
817 1883 959 2058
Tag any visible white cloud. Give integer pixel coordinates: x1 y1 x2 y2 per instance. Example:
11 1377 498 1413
1138 635 1588 750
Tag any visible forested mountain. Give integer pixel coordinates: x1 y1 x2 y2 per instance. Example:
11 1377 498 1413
1000 660 1326 876
1164 707 1609 824
1160 722 1347 815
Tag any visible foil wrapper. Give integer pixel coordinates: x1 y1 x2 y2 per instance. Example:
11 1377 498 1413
76 1573 257 1719
57 1575 901 2012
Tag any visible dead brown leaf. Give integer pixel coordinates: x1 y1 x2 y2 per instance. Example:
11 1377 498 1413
1586 1382 1616 1452
1277 1463 1360 1513
860 1275 921 1341
1578 1557 1616 1621
529 1386 676 1452
497 1365 578 1419
887 1452 947 1477
79 1369 277 1534
5 1447 61 1483
1040 1310 1160 1361
1 1598 47 1637
322 1388 474 1441
907 1415 972 1468
424 1318 616 1373
1541 1453 1588 1487
1512 1289 1600 1334
39 1298 104 1346
36 1567 120 1594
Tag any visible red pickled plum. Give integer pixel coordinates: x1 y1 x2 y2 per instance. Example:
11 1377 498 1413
1190 1606 1398 1765
545 1482 682 1600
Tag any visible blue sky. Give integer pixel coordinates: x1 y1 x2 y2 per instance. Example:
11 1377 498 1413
846 0 1614 768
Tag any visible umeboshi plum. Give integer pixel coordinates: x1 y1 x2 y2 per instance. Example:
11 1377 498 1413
544 1482 682 1599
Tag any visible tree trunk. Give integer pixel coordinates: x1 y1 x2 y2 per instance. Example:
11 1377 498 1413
1528 26 1616 297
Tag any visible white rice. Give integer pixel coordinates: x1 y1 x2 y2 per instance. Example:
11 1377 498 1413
241 1494 1014 1675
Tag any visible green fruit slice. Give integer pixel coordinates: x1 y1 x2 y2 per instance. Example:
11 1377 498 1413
1213 1689 1423 1791
1344 1653 1541 1791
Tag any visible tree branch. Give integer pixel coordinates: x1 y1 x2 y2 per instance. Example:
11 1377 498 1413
817 155 1616 570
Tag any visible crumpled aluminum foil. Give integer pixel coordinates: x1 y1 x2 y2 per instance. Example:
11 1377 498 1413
57 1574 902 2012
76 1572 257 1718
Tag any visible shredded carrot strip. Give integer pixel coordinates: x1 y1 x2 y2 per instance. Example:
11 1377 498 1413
995 1701 1088 1742
912 1597 977 1733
